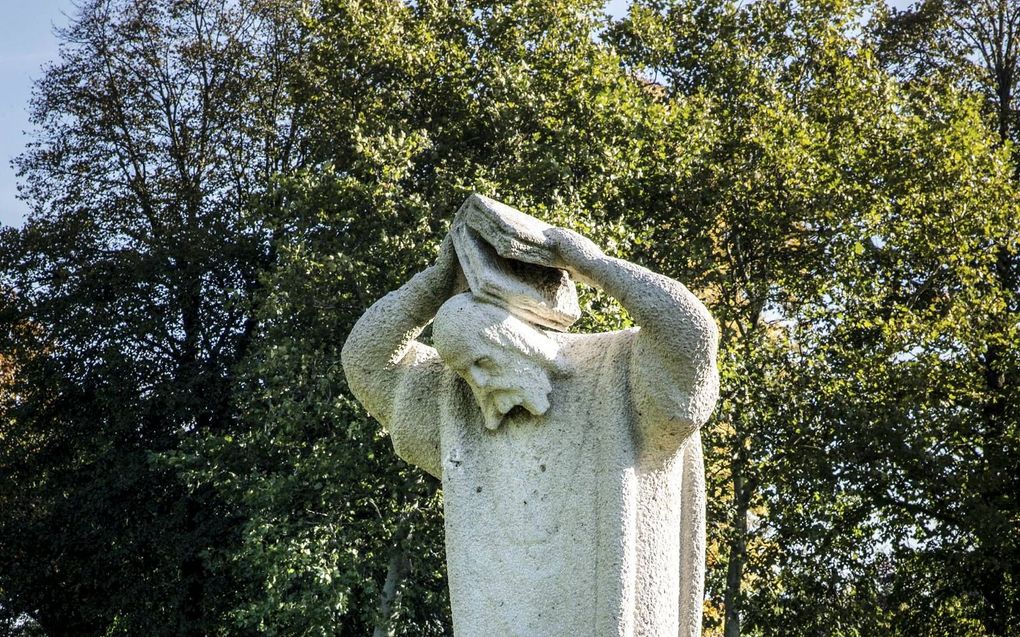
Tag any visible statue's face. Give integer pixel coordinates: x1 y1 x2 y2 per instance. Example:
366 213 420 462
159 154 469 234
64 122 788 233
436 322 554 430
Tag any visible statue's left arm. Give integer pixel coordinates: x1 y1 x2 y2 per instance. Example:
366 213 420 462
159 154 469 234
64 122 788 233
340 239 461 477
546 228 720 451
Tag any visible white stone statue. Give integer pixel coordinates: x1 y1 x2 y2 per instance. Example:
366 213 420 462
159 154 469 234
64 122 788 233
342 195 719 637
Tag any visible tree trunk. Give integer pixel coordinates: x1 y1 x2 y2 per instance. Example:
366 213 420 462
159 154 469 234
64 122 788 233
180 496 205 636
723 442 750 637
975 248 1016 636
372 526 411 637
984 31 1018 635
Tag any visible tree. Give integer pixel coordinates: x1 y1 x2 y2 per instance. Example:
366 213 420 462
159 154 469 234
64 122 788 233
0 0 308 633
4 0 1015 634
873 2 1020 633
179 0 701 633
610 0 1018 635
187 0 1018 634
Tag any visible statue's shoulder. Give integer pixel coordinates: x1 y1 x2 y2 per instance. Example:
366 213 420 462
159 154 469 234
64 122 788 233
551 327 639 344
552 328 639 369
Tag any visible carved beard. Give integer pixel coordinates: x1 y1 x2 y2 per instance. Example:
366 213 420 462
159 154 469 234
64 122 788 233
474 367 553 430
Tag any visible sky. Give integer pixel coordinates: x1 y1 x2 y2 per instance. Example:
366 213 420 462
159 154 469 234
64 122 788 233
0 0 75 228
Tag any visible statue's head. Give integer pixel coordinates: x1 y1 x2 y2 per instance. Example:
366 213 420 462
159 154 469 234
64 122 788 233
433 293 567 430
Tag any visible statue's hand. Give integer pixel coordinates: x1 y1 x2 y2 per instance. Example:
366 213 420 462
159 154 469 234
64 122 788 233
541 227 605 281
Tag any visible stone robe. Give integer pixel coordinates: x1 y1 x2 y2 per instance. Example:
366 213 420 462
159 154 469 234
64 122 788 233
387 329 707 637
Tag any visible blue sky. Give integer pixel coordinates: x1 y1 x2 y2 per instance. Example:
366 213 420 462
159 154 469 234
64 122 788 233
0 0 75 228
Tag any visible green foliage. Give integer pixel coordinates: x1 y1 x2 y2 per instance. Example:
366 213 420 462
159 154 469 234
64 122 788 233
0 0 307 634
612 1 1019 635
1 0 1018 635
180 1 687 632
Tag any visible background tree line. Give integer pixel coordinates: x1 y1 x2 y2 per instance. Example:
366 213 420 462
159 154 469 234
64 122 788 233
0 0 1016 635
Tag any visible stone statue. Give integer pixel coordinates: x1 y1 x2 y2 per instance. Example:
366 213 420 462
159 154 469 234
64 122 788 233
341 195 719 637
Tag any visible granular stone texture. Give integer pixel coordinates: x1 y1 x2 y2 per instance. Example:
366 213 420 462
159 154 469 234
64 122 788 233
342 195 719 637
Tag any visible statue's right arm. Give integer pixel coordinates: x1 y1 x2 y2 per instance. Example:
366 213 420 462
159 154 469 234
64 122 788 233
341 239 459 477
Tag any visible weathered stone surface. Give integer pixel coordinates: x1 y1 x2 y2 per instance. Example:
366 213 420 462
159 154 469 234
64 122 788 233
342 195 719 637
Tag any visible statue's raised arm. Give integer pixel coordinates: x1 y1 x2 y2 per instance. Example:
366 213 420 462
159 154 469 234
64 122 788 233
340 238 460 476
529 226 720 453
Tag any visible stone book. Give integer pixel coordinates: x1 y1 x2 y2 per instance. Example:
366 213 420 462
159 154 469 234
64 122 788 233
451 193 581 331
